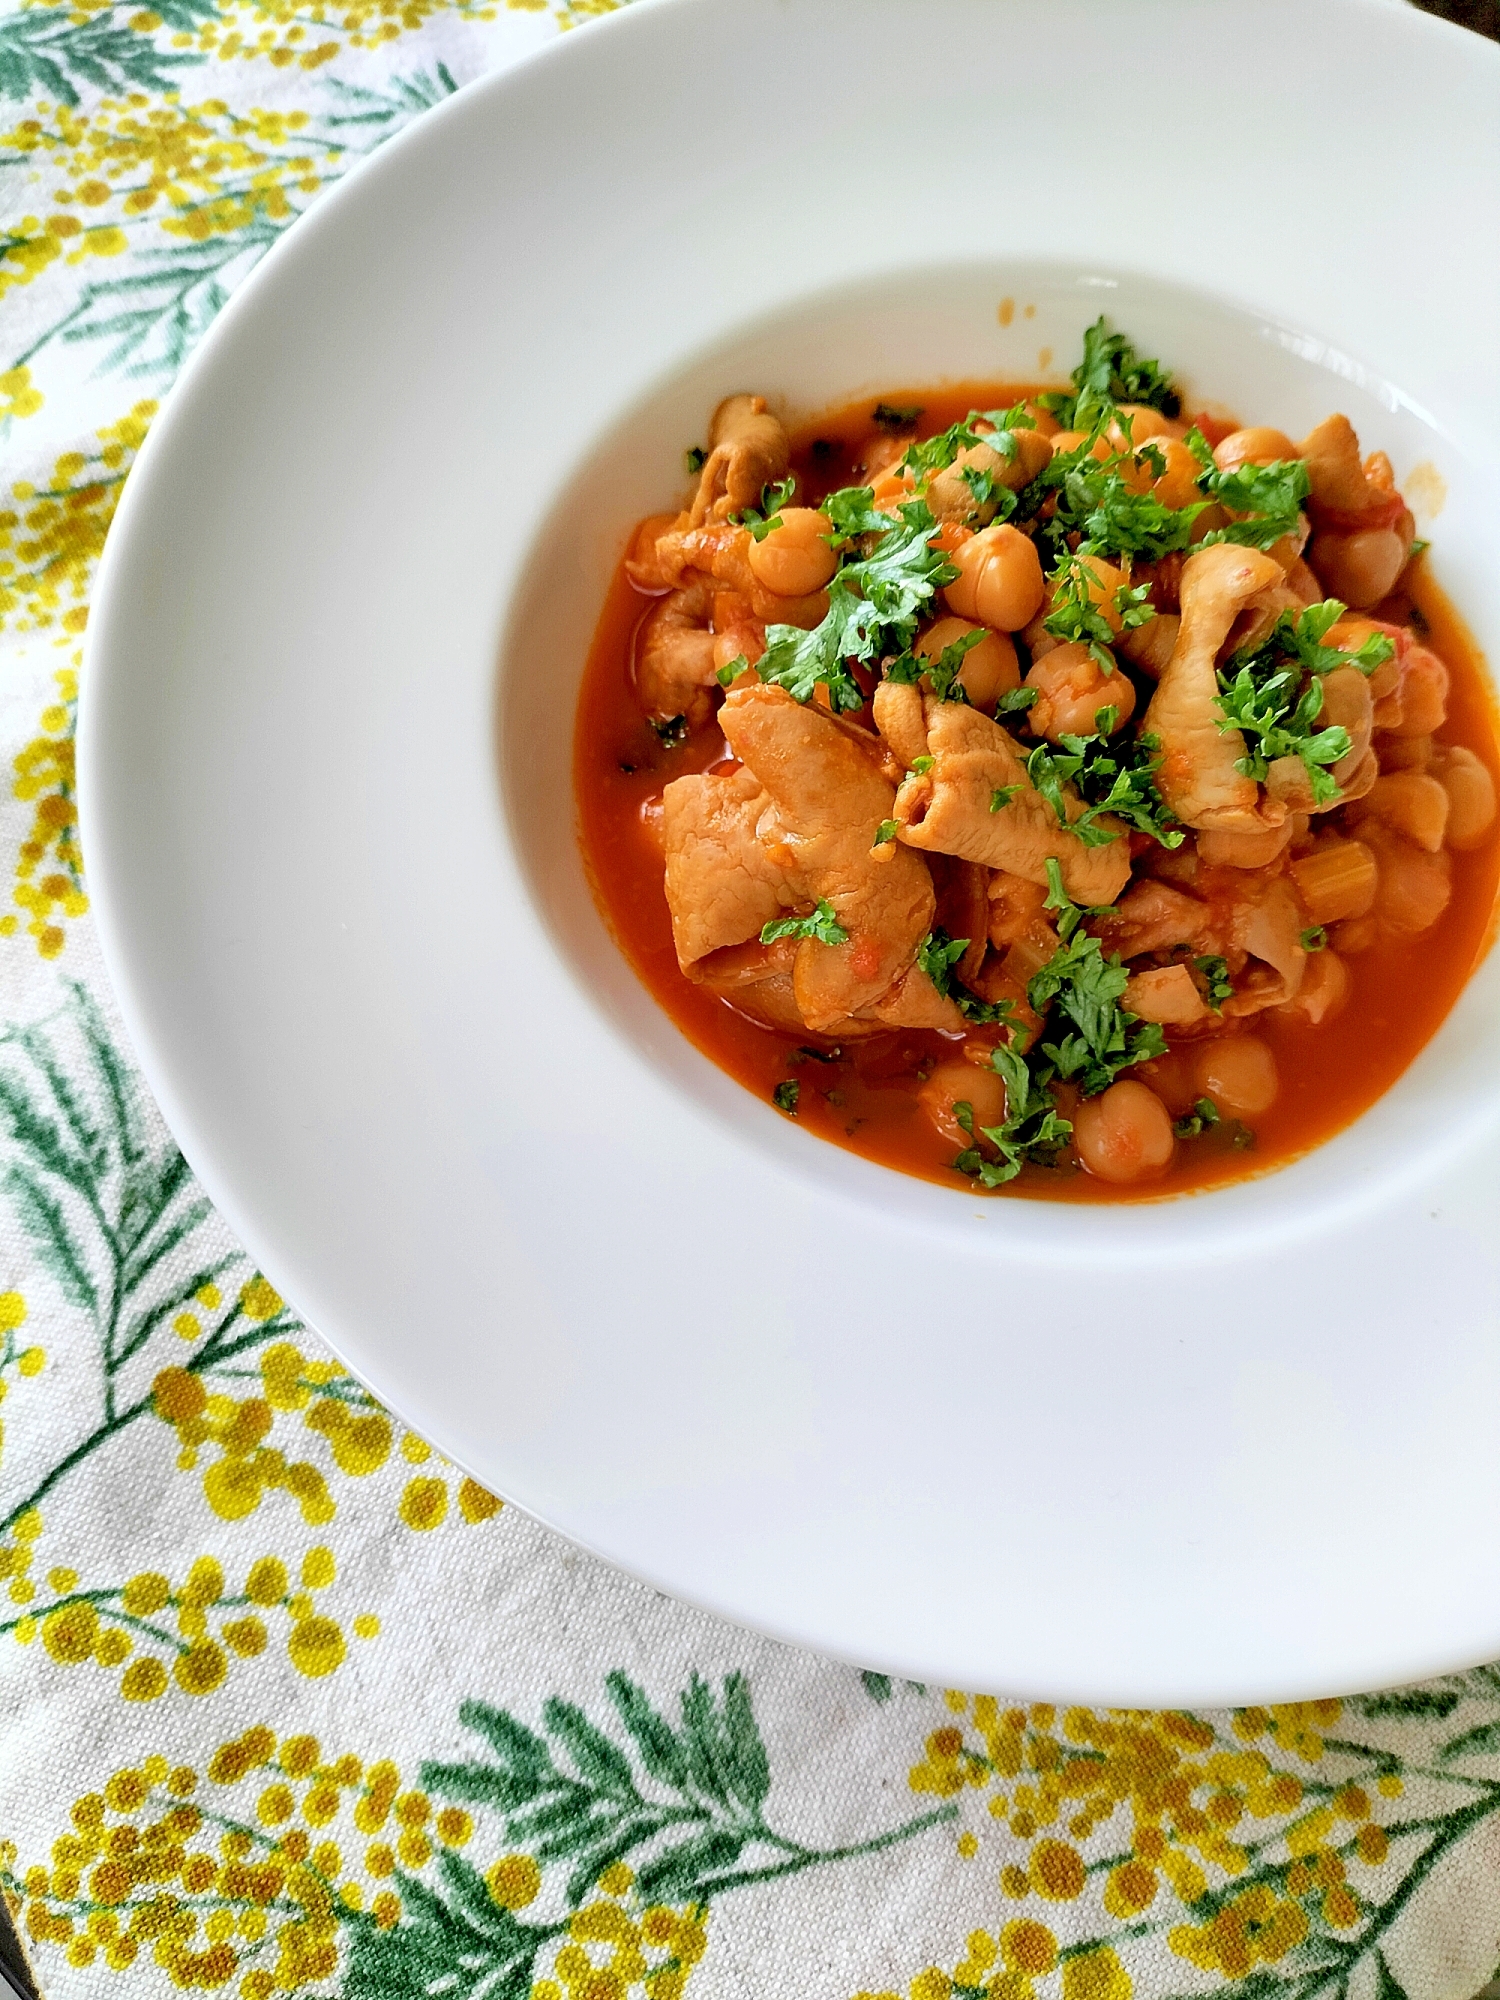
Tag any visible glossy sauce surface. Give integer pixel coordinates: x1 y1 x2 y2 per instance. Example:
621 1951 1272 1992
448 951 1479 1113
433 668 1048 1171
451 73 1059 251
574 387 1500 1201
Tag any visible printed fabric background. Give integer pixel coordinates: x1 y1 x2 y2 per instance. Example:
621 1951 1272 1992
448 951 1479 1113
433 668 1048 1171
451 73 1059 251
3 0 1500 1996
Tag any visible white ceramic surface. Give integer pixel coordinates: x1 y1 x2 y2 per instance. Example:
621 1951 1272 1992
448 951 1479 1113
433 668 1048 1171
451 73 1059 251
80 0 1500 1706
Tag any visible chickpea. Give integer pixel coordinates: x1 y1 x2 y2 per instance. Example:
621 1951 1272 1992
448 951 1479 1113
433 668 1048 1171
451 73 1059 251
943 523 1045 631
1132 1050 1199 1119
1213 427 1297 473
1016 400 1061 438
927 443 1008 525
745 507 838 596
1192 1036 1279 1118
1072 1080 1175 1184
1108 404 1182 448
1023 641 1136 742
1048 430 1114 463
1362 823 1452 938
1150 437 1206 510
861 433 907 479
919 1059 1008 1152
1353 771 1449 853
1431 745 1497 850
916 616 1020 713
1041 554 1129 638
1274 948 1350 1027
1307 525 1407 609
1384 644 1449 738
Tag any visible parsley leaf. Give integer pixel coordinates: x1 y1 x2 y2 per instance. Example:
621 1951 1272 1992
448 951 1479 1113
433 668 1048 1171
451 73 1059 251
874 401 923 430
887 626 983 702
1022 725 1183 849
1174 1096 1220 1139
731 475 796 542
1042 555 1153 667
1301 925 1328 952
956 1042 1072 1186
651 714 689 748
1215 661 1350 805
772 1080 800 1114
761 899 849 947
684 445 707 474
752 492 958 712
917 929 1011 1025
1046 317 1181 432
873 819 899 847
900 404 1034 484
1042 449 1206 565
1213 603 1387 806
1196 457 1310 551
1027 928 1167 1095
1273 599 1394 679
1194 955 1234 1010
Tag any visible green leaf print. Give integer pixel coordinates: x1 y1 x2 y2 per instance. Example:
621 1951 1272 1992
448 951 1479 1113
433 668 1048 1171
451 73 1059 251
0 6 204 106
345 1860 558 2000
1437 1720 1500 1760
422 1673 957 1912
0 982 304 1544
4 67 461 387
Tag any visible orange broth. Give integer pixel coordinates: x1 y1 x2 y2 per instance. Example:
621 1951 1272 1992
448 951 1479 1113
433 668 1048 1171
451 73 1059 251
573 386 1500 1201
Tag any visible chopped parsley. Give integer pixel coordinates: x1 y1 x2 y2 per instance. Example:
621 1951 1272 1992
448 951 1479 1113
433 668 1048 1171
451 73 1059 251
956 1041 1073 1186
772 1080 800 1115
737 491 959 712
1027 923 1167 1095
1215 660 1350 806
899 404 1034 485
1301 926 1328 952
1042 556 1153 667
1040 443 1206 567
873 402 923 430
730 475 796 542
1214 600 1389 807
651 714 689 748
1195 451 1311 551
995 685 1039 717
916 928 1011 1025
1008 721 1182 848
1194 955 1234 1010
873 819 899 847
684 444 707 474
1253 599 1396 680
1174 1097 1220 1140
761 898 849 946
1043 317 1181 432
951 871 1164 1187
887 626 983 702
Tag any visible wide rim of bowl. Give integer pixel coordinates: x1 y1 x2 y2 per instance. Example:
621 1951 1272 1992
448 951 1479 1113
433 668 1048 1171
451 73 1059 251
80 0 1500 1705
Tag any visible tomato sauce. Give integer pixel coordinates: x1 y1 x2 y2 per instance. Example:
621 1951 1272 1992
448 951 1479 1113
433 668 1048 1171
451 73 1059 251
573 387 1500 1202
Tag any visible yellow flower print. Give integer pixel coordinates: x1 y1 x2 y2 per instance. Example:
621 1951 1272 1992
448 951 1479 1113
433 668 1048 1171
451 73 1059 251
6 1540 353 1701
896 1688 1437 1994
10 669 87 956
0 79 464 384
0 366 43 426
3 1722 716 2000
150 1328 406 1525
0 408 153 638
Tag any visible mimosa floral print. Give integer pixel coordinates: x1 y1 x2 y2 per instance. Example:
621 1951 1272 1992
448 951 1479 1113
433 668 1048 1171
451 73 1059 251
3 0 1500 1995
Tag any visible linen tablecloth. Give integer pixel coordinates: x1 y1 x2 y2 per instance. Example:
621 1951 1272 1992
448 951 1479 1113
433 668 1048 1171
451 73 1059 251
3 2 1500 1995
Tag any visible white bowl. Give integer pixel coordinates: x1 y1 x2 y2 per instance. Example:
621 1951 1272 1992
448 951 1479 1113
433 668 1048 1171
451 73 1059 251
81 0 1500 1705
